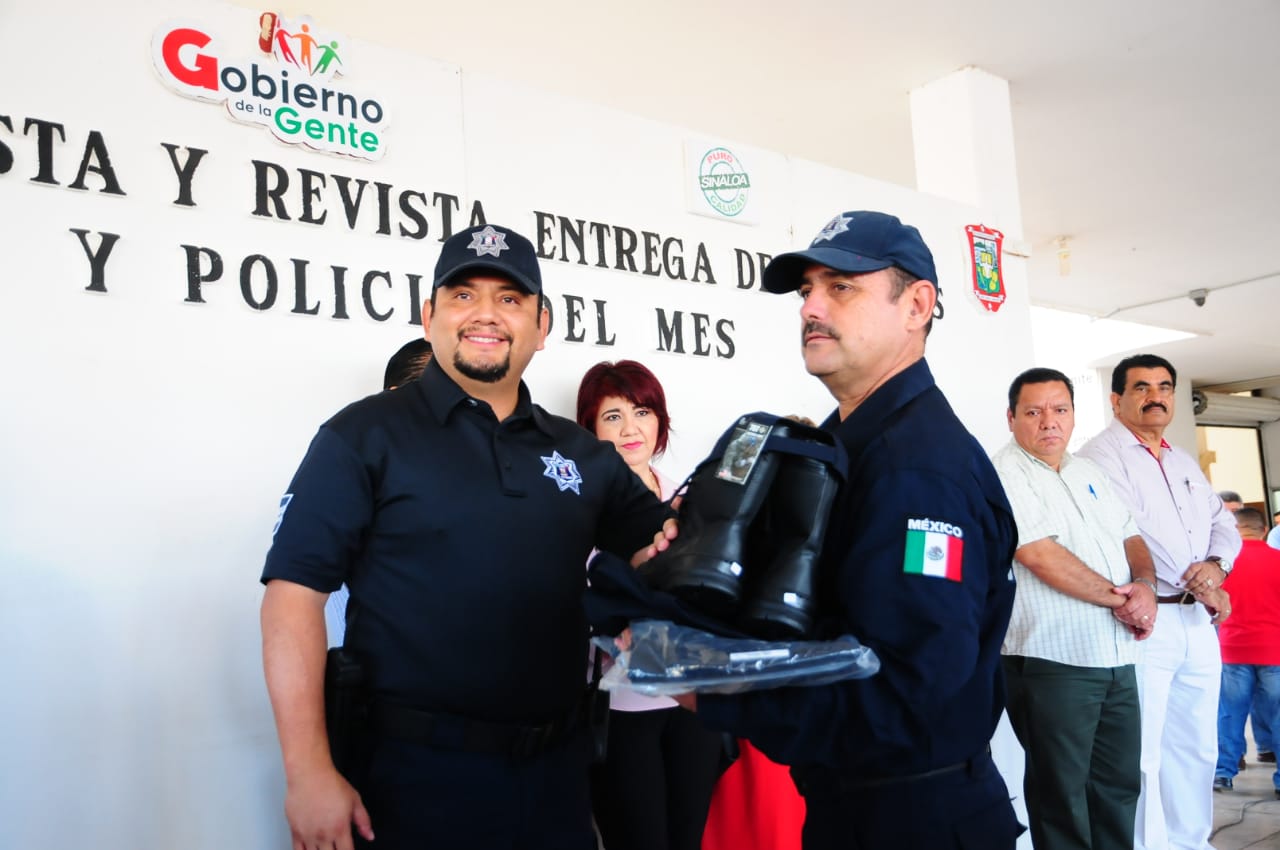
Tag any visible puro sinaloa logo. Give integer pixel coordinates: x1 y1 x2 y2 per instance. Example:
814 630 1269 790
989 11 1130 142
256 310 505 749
697 147 751 217
152 12 390 161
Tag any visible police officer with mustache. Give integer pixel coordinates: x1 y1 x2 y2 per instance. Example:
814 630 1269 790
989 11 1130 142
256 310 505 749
675 211 1023 849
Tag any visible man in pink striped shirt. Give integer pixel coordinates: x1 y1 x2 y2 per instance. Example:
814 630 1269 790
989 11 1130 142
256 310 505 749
1078 353 1239 850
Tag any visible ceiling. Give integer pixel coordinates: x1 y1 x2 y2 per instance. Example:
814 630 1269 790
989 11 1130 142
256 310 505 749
286 0 1280 392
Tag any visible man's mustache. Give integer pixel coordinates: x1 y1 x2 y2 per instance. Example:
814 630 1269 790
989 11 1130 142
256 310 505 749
803 320 839 340
1141 401 1168 413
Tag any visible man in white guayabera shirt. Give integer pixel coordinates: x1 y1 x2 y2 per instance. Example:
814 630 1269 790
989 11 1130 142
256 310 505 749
993 366 1157 850
1079 353 1239 850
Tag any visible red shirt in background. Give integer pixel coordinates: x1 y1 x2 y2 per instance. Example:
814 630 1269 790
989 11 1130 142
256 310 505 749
1219 539 1280 666
702 740 805 850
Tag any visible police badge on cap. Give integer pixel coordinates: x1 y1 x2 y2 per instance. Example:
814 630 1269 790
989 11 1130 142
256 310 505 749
433 223 543 294
761 210 939 295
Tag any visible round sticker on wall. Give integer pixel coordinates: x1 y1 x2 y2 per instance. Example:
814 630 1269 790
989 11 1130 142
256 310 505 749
698 147 751 217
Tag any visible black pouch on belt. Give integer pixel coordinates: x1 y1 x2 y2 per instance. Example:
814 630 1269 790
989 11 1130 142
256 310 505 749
587 649 610 765
324 646 369 781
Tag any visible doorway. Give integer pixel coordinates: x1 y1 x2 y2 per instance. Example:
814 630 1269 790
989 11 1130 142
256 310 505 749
1196 425 1269 515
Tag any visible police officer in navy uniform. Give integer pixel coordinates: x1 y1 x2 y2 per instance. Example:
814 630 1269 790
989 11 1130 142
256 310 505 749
260 223 675 850
678 211 1023 849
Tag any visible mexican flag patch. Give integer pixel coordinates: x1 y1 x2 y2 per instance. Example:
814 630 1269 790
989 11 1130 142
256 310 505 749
903 517 964 581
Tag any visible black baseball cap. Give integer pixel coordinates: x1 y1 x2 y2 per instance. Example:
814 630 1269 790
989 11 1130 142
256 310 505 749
762 211 938 294
432 223 542 294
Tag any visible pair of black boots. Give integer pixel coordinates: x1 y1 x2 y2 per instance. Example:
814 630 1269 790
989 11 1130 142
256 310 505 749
639 414 844 641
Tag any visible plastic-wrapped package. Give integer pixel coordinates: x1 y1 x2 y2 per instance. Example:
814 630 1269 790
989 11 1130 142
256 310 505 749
594 619 879 696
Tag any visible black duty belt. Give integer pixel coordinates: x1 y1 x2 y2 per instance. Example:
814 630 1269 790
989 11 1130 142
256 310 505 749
794 747 992 797
368 699 581 759
1156 593 1197 605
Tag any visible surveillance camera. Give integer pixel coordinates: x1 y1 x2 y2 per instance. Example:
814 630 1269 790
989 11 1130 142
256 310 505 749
1189 288 1208 307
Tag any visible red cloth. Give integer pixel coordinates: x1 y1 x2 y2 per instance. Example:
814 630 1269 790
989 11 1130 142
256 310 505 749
1219 539 1280 665
702 740 805 850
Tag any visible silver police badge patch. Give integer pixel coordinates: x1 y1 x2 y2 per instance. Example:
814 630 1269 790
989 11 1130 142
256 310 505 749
811 213 851 245
468 225 509 258
541 450 583 494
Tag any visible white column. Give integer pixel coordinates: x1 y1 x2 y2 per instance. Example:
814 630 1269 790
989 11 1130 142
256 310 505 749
911 65 1033 850
910 66 1024 240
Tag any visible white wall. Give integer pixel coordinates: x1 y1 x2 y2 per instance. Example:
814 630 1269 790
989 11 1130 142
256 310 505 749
0 3 1034 847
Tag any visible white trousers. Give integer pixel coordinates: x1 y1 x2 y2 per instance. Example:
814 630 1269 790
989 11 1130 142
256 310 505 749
1135 603 1221 850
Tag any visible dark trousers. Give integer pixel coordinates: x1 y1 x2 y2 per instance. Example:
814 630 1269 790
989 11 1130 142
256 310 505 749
801 750 1021 850
591 706 725 850
352 731 596 850
1002 656 1140 850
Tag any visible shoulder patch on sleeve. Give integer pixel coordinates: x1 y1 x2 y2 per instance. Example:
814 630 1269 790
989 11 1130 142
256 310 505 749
272 493 294 537
903 517 964 581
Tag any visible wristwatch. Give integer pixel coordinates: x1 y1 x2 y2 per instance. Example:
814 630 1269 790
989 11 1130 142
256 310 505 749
1134 577 1158 595
1207 556 1232 575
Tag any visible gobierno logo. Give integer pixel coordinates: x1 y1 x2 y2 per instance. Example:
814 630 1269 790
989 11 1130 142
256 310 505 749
697 147 751 217
152 14 389 161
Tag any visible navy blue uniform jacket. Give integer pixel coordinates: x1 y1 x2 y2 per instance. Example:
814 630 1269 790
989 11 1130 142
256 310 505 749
698 358 1017 782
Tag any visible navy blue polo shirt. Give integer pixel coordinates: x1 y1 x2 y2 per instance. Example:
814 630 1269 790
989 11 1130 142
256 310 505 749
261 358 669 724
698 358 1017 781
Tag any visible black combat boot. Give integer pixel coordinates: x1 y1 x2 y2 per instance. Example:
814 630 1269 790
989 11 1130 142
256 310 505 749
638 416 781 621
737 440 841 640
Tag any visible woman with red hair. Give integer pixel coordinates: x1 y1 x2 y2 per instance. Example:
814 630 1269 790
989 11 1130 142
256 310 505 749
577 360 724 850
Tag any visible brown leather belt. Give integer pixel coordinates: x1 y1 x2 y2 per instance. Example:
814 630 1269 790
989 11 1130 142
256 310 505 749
1156 592 1196 605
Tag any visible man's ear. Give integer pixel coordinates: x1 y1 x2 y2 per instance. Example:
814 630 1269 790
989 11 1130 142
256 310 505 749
535 306 550 352
421 299 433 332
906 280 936 330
